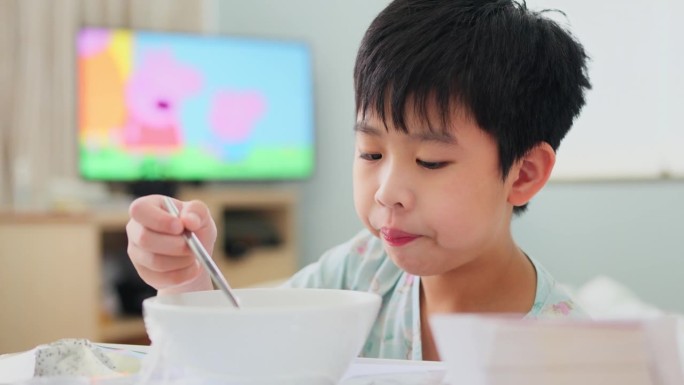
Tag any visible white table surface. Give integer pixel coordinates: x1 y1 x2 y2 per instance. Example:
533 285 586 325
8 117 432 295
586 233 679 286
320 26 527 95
0 343 447 385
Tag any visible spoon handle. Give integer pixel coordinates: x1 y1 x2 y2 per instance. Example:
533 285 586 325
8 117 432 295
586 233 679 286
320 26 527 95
163 196 241 308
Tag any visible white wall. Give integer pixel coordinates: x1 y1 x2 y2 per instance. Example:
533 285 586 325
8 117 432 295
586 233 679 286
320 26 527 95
513 181 684 313
216 0 684 313
526 0 684 180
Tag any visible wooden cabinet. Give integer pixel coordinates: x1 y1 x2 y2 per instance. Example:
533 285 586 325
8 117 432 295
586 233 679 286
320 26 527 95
0 188 298 354
177 188 298 289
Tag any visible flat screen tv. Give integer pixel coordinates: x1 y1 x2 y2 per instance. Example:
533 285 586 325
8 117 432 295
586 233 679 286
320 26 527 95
77 27 315 188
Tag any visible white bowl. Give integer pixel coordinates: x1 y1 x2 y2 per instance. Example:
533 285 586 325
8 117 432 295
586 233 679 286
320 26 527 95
142 288 381 384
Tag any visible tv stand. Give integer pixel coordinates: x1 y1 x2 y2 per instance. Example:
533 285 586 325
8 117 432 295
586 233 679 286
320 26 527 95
127 181 180 198
0 187 298 353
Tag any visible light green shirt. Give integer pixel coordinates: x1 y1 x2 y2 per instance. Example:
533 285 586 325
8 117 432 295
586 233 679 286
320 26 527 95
285 230 586 360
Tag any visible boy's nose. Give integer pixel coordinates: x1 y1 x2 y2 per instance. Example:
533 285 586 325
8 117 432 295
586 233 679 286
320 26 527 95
374 164 414 210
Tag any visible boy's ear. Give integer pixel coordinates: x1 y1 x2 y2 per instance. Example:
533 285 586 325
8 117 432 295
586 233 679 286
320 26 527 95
507 142 556 207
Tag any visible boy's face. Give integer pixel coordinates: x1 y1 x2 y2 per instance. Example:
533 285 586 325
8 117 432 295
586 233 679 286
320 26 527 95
353 103 519 276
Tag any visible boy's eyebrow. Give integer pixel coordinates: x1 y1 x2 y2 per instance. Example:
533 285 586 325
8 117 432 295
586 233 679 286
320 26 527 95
414 130 457 145
354 122 382 136
354 122 457 144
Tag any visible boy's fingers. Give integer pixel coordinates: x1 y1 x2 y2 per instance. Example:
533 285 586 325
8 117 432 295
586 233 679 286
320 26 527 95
126 221 190 257
133 261 201 290
128 235 194 271
180 200 213 232
128 195 183 234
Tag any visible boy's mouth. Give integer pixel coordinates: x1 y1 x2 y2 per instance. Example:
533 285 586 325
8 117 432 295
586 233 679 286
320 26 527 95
380 227 420 247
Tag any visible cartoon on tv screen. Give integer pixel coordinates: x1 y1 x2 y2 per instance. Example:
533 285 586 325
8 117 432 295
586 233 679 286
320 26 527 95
77 27 315 181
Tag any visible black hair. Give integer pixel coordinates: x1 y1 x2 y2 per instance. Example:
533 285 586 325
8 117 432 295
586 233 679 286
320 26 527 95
353 0 591 214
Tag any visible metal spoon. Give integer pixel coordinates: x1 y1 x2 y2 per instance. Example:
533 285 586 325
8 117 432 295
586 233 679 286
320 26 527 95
163 196 241 308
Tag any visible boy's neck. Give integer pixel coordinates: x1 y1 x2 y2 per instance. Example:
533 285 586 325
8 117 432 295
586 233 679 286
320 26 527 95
419 244 537 361
419 244 537 314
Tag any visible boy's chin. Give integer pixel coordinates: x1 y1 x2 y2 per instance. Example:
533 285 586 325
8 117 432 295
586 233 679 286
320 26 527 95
385 249 437 276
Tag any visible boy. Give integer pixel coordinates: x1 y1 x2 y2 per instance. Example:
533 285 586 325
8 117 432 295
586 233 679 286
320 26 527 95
126 0 591 361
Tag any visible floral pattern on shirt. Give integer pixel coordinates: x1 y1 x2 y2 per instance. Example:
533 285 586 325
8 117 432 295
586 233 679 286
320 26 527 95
285 230 587 360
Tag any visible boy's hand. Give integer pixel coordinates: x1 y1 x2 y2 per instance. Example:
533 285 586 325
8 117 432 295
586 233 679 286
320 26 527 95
126 195 216 294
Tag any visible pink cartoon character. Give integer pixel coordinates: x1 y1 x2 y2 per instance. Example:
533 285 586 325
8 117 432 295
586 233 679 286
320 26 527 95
208 90 266 160
122 50 202 151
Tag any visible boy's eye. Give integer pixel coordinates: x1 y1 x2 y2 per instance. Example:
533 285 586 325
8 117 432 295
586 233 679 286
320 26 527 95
417 159 448 169
360 153 382 161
